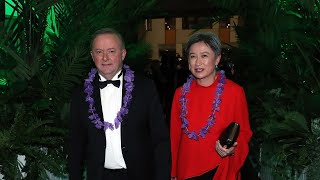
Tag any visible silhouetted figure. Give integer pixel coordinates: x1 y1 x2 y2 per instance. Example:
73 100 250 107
159 52 176 124
174 57 190 89
144 60 168 115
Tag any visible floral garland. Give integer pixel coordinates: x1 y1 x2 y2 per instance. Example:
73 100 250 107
180 70 226 140
84 64 134 131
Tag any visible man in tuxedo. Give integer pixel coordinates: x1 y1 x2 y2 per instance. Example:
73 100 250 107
68 28 171 180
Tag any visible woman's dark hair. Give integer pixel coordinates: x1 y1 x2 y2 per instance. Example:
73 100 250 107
184 32 221 58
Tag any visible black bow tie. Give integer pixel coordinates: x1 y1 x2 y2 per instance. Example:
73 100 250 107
99 80 121 89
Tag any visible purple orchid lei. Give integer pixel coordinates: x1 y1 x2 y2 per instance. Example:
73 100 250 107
84 64 134 131
179 70 226 141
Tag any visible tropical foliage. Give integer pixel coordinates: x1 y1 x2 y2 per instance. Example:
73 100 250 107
0 0 155 178
209 0 320 179
1 0 319 179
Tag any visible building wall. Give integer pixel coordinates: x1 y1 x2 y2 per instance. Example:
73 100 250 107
143 16 239 60
144 18 165 59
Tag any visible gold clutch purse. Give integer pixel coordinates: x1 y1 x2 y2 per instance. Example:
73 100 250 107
219 122 240 149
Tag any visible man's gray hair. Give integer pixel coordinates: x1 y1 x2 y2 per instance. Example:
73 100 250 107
90 28 125 50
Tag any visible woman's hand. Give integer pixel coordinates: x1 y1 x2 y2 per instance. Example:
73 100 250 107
215 140 237 158
171 177 177 180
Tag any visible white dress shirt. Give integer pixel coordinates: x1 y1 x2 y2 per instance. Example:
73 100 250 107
99 70 127 169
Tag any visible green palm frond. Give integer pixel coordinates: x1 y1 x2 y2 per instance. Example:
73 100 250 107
0 102 65 178
1 0 62 81
262 111 309 138
209 0 320 178
40 45 91 101
1 0 158 178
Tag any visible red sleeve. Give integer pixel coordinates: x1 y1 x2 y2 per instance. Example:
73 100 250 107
170 88 182 178
215 87 252 180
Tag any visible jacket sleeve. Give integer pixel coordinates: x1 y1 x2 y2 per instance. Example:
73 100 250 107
68 89 87 179
170 89 183 178
214 87 252 180
148 81 171 180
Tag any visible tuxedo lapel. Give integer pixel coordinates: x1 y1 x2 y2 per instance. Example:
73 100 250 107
92 76 104 124
121 68 129 127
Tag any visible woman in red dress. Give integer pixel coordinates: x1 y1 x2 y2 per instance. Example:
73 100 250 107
170 32 252 180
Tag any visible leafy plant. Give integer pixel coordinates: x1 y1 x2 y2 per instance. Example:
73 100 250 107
0 0 156 178
209 0 320 179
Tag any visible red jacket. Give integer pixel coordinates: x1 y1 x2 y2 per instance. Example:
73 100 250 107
170 74 252 180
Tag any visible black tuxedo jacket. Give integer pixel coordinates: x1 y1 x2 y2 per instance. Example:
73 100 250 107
68 71 171 180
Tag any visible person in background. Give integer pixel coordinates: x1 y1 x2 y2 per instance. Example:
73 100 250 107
68 28 171 180
170 31 252 180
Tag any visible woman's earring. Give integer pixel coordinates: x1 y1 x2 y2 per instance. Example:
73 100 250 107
215 65 219 71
